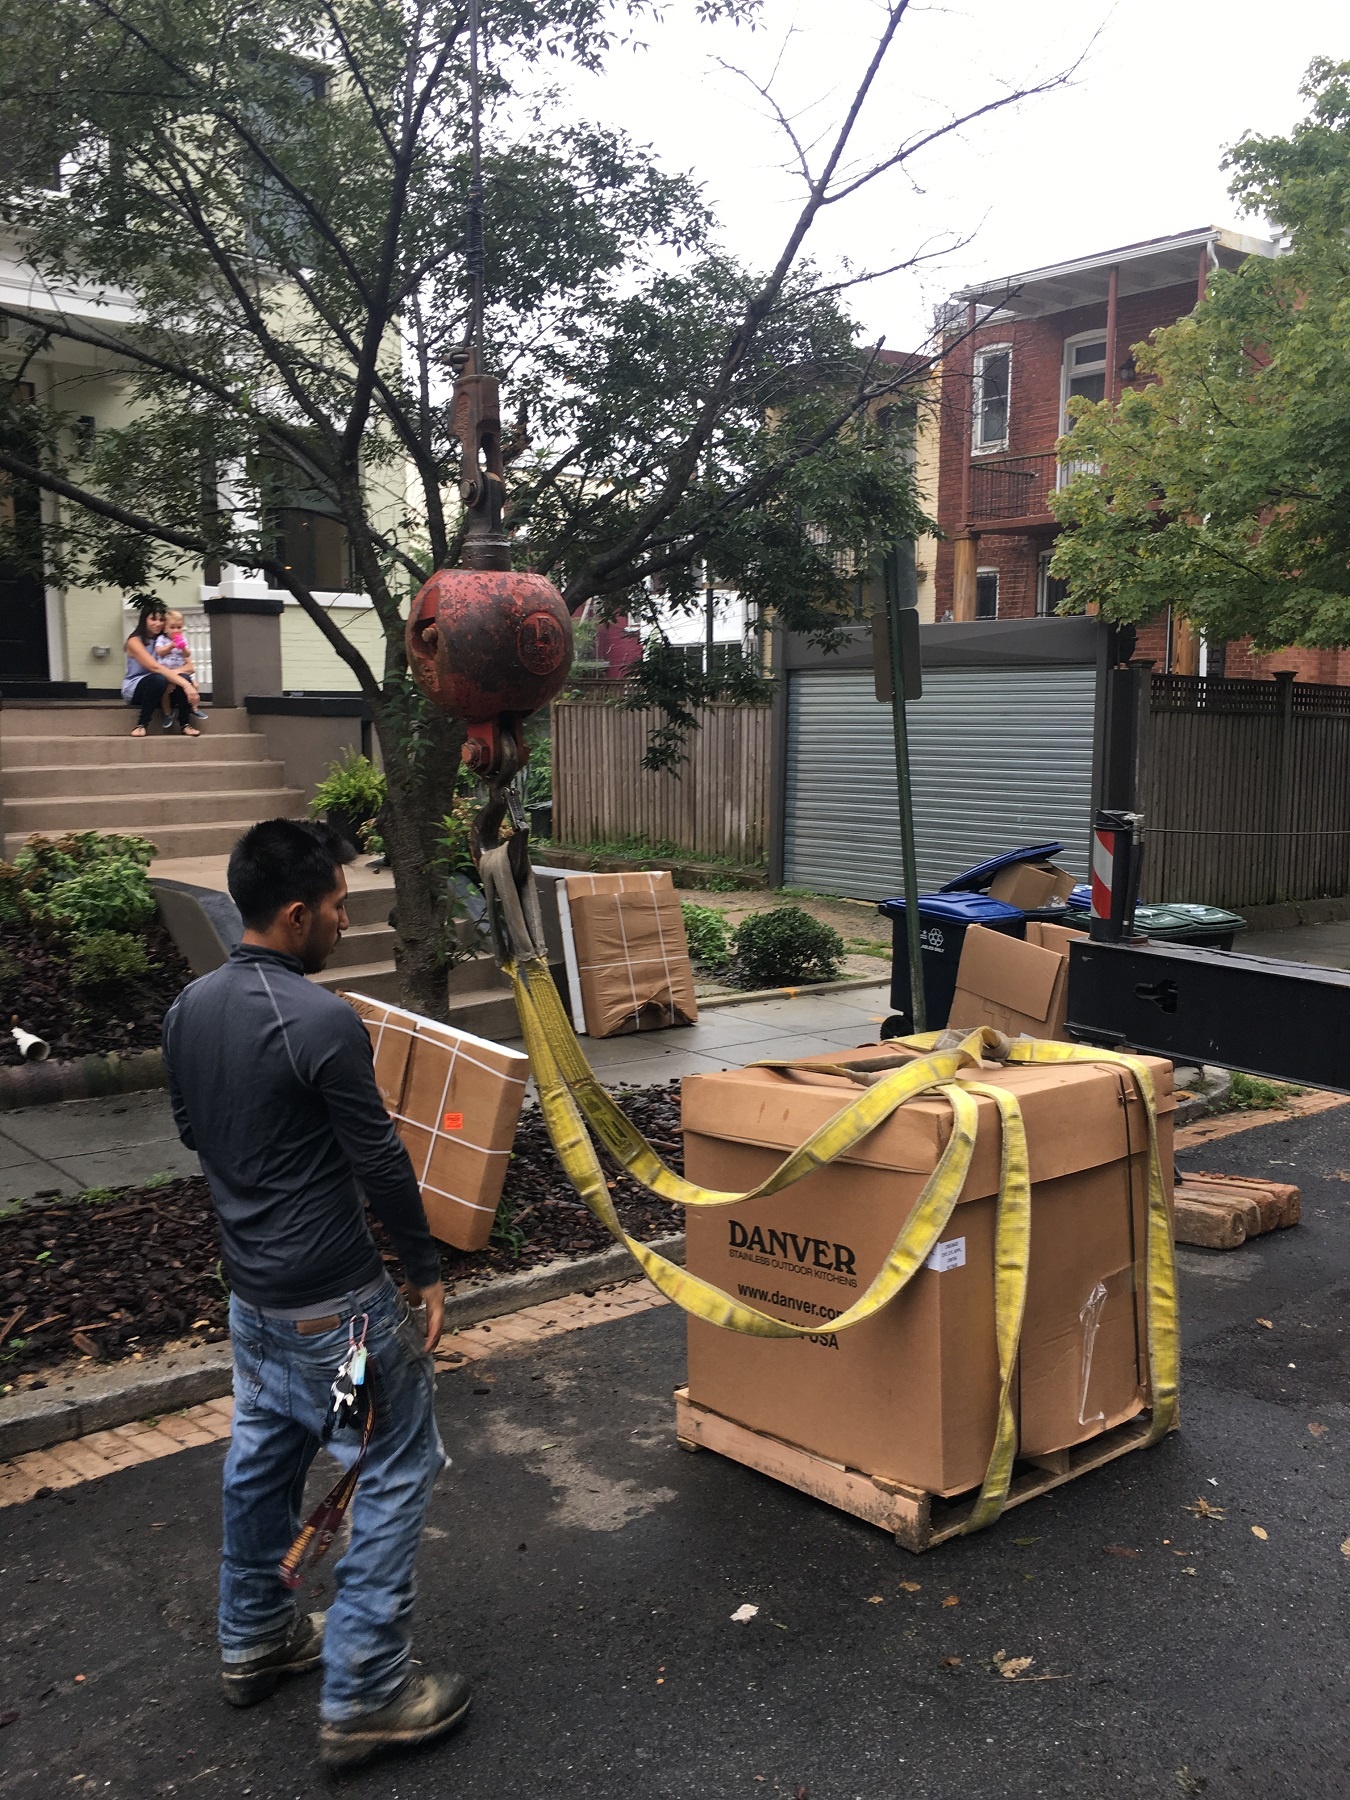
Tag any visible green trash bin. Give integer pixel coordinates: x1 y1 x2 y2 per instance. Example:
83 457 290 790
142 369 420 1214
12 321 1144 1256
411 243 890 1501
1066 887 1246 950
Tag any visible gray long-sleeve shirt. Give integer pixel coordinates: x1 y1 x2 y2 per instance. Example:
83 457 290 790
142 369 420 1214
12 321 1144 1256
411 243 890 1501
163 943 440 1309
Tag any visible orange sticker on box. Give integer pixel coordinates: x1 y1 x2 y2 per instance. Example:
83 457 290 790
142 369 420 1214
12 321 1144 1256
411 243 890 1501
442 1111 464 1131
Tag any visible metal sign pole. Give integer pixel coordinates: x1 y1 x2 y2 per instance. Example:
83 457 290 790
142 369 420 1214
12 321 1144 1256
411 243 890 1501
882 554 926 1031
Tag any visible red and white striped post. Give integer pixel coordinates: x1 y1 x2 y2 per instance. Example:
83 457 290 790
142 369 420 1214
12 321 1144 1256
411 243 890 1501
1089 810 1145 942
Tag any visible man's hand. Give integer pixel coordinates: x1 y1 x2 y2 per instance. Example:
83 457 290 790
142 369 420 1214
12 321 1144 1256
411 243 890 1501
407 1279 445 1352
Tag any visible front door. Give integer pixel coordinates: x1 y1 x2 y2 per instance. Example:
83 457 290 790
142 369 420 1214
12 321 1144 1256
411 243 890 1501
0 384 48 680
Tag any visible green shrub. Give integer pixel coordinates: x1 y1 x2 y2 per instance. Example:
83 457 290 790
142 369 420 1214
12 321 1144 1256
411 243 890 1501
0 863 21 926
310 750 387 838
69 930 150 990
9 834 156 939
681 902 732 971
732 907 843 990
27 860 156 937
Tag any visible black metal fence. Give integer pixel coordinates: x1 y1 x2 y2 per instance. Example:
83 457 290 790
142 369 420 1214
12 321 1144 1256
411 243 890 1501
1141 672 1350 907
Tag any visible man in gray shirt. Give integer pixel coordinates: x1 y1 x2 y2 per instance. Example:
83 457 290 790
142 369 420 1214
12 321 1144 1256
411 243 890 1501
163 818 471 1771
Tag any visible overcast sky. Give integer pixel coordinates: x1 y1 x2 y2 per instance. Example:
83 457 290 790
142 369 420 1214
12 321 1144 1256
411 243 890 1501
566 0 1346 348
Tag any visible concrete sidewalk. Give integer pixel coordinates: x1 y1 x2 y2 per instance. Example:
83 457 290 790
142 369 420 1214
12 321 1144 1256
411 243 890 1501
1241 916 1350 970
0 983 892 1206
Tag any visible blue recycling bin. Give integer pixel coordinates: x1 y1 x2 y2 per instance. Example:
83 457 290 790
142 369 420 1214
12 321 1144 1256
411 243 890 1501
877 891 1025 1035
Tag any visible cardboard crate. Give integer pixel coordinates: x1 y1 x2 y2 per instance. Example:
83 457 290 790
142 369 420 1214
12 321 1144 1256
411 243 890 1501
343 993 528 1251
682 1046 1175 1501
554 871 697 1037
947 919 1085 1041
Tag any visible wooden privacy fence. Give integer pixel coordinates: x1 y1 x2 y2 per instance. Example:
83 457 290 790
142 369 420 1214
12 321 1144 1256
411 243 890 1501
553 684 772 865
1142 672 1350 907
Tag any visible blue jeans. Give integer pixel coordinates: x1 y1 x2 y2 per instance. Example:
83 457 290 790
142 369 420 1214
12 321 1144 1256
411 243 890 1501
220 1277 447 1720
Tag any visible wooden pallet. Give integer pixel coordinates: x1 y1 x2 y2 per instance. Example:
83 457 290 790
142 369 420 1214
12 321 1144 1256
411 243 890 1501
1173 1172 1301 1250
674 1387 1173 1552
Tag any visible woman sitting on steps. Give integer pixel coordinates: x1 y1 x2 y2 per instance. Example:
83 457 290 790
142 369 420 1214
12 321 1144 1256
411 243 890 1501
122 599 200 737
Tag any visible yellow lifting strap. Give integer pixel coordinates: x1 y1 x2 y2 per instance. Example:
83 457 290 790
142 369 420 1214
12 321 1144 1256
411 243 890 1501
503 948 1178 1526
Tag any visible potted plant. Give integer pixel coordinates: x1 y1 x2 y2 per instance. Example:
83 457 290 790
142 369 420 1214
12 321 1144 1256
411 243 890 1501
309 750 388 857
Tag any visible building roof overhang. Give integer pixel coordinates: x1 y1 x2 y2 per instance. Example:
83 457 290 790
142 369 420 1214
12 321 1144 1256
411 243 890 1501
950 226 1279 322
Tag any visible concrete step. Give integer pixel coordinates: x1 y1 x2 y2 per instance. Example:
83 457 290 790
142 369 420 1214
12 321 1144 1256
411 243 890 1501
1 731 273 767
0 703 255 737
314 959 402 1003
0 758 289 799
325 922 396 970
343 881 394 929
3 787 305 833
445 986 524 1042
5 818 283 860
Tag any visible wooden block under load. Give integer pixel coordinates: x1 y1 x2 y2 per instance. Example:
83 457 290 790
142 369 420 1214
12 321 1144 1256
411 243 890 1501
1173 1192 1252 1250
1183 1171 1301 1228
1172 1173 1302 1250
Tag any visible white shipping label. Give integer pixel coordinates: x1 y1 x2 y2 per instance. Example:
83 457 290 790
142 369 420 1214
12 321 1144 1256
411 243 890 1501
924 1237 967 1273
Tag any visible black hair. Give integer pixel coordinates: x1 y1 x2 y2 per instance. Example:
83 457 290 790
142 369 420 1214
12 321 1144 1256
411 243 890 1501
227 818 352 930
133 597 166 643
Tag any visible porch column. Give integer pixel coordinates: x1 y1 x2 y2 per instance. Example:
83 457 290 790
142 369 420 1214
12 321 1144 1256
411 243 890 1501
214 460 272 601
205 597 284 705
1105 265 1119 405
952 536 978 622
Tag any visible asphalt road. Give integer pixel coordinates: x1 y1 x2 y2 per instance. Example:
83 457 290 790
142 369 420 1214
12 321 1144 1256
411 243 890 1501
3 1106 1350 1800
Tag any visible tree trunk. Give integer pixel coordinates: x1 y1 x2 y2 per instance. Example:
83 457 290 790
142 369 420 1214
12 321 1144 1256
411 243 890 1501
371 691 467 1021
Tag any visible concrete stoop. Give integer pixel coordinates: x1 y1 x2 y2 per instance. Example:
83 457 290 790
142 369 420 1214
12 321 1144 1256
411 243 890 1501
1 700 407 997
0 701 301 860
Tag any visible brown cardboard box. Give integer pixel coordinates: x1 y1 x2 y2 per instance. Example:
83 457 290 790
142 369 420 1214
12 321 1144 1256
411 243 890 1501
948 923 1070 1040
988 860 1076 909
947 920 1088 1041
566 884 697 1037
342 992 528 1251
683 1048 1174 1496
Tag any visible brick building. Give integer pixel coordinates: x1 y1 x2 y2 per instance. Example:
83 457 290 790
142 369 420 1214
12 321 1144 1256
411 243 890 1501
929 226 1348 680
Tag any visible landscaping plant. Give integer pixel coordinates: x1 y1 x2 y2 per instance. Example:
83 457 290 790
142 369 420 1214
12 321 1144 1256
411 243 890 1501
0 834 191 1066
1 832 157 937
681 902 732 973
731 907 844 990
69 930 151 991
309 750 388 853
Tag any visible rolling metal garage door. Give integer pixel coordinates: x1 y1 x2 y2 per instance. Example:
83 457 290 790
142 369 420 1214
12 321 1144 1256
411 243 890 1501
783 667 1098 900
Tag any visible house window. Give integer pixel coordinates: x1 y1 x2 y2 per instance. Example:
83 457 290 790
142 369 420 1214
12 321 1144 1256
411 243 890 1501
975 569 998 619
1036 550 1069 617
1062 335 1107 430
274 508 353 593
973 346 1011 451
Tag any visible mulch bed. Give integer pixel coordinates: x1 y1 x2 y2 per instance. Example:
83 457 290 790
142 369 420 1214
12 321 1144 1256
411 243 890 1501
0 922 194 1066
0 1082 683 1387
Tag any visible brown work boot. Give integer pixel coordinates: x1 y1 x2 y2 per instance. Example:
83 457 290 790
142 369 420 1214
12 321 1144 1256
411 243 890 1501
220 1611 326 1708
317 1671 472 1771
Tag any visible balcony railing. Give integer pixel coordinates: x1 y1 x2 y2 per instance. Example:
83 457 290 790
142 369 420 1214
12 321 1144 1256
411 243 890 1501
967 452 1057 524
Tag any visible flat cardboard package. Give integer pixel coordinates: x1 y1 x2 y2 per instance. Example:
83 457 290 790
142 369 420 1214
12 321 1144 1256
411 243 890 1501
947 919 1085 1041
988 859 1077 910
343 993 528 1251
560 871 697 1037
683 1046 1174 1496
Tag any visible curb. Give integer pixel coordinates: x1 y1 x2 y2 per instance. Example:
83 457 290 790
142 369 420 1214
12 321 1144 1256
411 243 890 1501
1239 894 1350 933
698 974 889 1009
1172 1066 1233 1127
0 1233 685 1462
0 1049 167 1113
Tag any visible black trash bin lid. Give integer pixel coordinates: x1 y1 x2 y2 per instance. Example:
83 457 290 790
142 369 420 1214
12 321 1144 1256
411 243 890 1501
936 843 1064 894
